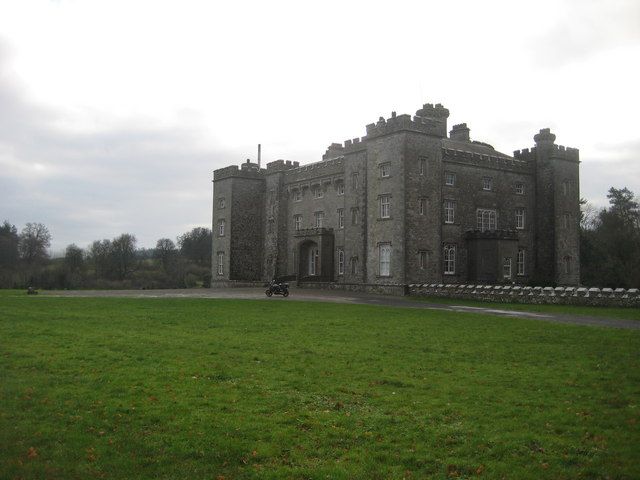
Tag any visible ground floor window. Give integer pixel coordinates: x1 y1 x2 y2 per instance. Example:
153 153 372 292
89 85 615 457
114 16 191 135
379 243 391 276
217 252 224 275
350 257 358 275
418 250 428 269
477 209 496 231
309 248 319 275
517 248 525 275
503 257 512 279
564 256 571 274
337 248 344 275
443 244 456 275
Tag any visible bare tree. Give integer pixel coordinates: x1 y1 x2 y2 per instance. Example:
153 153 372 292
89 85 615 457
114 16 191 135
110 234 137 280
155 238 177 273
64 244 85 274
18 223 51 265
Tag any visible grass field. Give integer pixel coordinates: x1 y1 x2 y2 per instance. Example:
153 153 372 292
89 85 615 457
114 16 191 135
1 293 639 479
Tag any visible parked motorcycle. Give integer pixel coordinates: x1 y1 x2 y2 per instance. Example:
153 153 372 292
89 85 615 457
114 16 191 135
265 280 289 297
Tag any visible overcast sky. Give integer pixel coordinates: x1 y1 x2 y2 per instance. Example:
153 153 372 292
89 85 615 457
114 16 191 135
1 0 639 252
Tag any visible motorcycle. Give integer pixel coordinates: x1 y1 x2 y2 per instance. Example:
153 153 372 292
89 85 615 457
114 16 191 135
265 280 289 297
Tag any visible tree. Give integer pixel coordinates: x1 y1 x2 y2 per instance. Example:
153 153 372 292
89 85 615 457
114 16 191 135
178 227 212 267
606 187 639 228
18 223 51 265
109 234 137 280
0 221 19 269
155 238 177 273
64 244 85 274
90 239 111 280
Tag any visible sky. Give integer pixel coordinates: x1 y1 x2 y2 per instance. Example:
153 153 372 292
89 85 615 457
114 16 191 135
1 0 639 253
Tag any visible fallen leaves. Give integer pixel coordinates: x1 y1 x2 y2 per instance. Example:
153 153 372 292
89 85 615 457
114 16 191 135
27 447 38 459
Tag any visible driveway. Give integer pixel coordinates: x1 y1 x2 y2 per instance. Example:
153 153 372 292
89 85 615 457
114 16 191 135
42 287 640 330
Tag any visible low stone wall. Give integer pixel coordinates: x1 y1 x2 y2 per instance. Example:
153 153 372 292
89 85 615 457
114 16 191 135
211 280 267 288
408 284 640 308
297 281 408 296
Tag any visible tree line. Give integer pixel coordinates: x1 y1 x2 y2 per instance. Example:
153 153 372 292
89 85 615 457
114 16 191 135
0 224 212 289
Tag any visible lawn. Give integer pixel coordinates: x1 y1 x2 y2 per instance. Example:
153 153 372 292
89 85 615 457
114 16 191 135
1 294 639 479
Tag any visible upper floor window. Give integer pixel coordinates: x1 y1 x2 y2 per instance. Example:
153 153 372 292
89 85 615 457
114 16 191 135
218 219 226 236
217 252 224 275
337 208 344 229
444 200 455 224
314 211 324 228
443 244 456 275
337 182 344 195
313 186 324 199
380 195 391 218
477 209 496 231
379 243 391 276
562 181 568 196
482 177 493 191
515 183 525 195
515 208 525 229
445 172 456 186
419 157 427 175
293 189 301 202
380 163 390 178
351 207 359 225
337 249 345 275
351 172 359 190
218 197 226 209
419 198 427 216
294 214 302 231
517 248 526 276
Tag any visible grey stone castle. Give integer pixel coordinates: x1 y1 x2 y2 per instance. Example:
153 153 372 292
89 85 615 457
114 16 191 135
212 103 580 287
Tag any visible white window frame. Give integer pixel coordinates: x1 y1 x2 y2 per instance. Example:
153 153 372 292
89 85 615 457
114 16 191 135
420 158 426 175
309 248 319 276
380 195 391 219
294 215 302 231
337 249 344 275
515 183 525 195
419 198 427 216
476 209 496 231
515 208 525 229
379 243 391 277
445 172 456 186
217 252 224 275
444 200 455 224
482 177 493 191
218 219 225 236
503 257 512 279
337 209 344 229
314 211 324 228
337 183 344 195
313 186 324 199
517 248 525 276
443 244 456 275
380 163 390 178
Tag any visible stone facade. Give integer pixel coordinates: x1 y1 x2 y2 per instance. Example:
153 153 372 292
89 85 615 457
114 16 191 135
212 103 581 287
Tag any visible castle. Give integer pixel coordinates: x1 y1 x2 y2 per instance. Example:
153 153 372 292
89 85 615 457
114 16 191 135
211 103 580 288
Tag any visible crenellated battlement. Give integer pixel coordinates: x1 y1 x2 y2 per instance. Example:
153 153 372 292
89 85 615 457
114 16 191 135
513 147 537 161
550 144 579 162
266 159 300 173
283 157 345 183
214 161 264 181
443 147 532 173
513 128 580 163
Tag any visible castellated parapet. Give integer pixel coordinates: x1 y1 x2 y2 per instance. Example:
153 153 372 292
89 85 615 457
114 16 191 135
212 102 581 288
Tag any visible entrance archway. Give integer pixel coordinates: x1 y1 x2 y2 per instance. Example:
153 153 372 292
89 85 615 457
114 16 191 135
299 240 319 279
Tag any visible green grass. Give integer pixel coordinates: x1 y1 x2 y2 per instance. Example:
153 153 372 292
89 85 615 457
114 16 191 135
1 295 639 479
410 295 640 321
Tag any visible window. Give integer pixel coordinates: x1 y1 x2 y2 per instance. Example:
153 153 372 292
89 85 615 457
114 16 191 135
515 208 525 229
503 257 512 279
218 197 226 209
379 243 391 276
443 244 456 275
350 257 358 275
293 189 301 202
563 213 571 229
418 251 428 270
337 248 344 275
294 215 302 231
444 200 455 224
218 219 225 236
380 163 390 178
482 177 493 191
380 195 390 218
313 186 324 199
217 252 224 275
314 211 324 228
564 256 571 274
515 183 525 195
309 248 319 276
420 157 427 175
419 198 427 216
351 172 359 190
476 209 496 231
351 207 359 225
517 248 525 275
562 181 568 196
337 209 344 229
337 183 344 195
445 172 456 186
